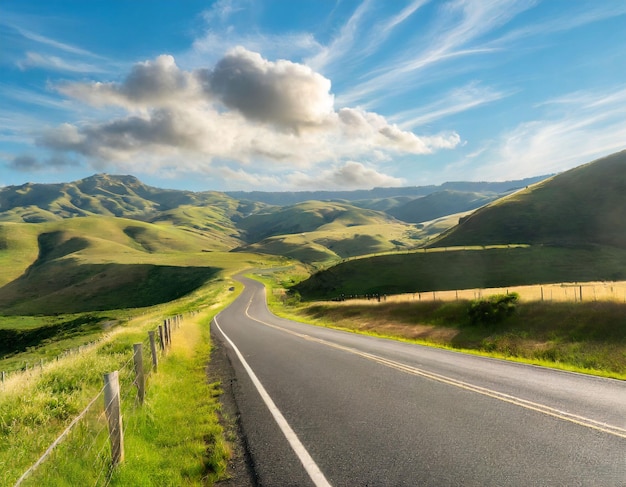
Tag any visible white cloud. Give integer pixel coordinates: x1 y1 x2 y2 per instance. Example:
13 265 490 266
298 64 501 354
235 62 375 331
476 87 626 179
34 49 458 185
58 55 201 109
203 47 335 131
17 52 105 73
288 161 405 190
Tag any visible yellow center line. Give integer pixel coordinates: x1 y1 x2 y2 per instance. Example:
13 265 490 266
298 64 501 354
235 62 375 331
244 299 626 440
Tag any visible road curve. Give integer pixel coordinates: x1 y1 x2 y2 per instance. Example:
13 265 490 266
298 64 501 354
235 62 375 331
213 275 626 487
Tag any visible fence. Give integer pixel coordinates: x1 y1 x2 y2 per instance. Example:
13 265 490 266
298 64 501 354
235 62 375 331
10 314 187 487
327 281 626 306
0 338 104 389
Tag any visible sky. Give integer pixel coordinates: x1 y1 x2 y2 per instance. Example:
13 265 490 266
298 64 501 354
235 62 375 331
1 0 625 192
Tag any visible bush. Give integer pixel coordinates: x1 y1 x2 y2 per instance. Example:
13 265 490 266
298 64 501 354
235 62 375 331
468 293 519 326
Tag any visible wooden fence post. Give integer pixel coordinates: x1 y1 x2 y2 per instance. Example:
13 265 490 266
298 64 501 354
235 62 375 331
104 371 124 466
1 371 5 387
158 325 165 352
579 285 583 302
133 344 145 404
148 331 158 372
165 321 171 347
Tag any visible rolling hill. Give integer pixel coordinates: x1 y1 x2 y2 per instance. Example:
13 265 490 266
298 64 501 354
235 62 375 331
386 190 499 223
295 150 626 299
429 150 626 249
0 217 225 314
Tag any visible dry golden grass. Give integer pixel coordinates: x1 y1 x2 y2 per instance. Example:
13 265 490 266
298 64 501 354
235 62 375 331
329 280 626 305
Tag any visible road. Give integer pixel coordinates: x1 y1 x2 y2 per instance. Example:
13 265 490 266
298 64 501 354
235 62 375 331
212 275 626 486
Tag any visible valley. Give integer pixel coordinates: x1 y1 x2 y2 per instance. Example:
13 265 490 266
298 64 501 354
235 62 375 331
1 150 625 485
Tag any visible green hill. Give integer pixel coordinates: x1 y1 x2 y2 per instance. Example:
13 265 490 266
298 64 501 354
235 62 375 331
429 150 626 248
233 200 434 265
236 200 402 243
295 150 626 299
387 190 498 223
0 217 226 314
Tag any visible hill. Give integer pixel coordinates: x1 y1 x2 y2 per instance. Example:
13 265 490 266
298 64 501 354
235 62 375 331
429 150 626 248
234 201 422 265
0 217 230 314
0 173 259 248
387 190 498 223
294 150 626 299
225 175 548 206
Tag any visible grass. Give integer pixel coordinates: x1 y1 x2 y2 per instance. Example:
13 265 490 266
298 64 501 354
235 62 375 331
430 150 626 249
1 278 239 486
294 245 626 300
256 271 626 380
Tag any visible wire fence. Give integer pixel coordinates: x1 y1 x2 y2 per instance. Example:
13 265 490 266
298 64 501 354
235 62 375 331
323 281 626 305
9 314 189 487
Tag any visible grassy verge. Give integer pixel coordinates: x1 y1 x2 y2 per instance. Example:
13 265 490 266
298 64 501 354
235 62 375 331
109 313 230 486
1 278 239 486
257 274 626 380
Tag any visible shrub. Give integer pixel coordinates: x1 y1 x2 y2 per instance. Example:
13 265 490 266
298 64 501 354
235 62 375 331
468 293 519 326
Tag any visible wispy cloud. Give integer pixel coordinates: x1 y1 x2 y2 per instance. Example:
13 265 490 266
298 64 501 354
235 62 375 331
12 24 103 58
488 2 626 48
394 82 510 128
476 87 626 179
336 0 534 107
306 0 374 72
18 52 106 73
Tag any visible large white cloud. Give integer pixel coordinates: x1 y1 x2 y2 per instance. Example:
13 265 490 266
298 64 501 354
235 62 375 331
34 48 460 187
202 47 335 131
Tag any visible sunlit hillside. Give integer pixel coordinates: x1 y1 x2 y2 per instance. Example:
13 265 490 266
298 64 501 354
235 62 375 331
429 150 626 248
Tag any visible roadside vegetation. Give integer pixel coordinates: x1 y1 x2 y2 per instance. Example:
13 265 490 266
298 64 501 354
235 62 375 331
255 272 626 380
0 278 241 486
0 240 286 486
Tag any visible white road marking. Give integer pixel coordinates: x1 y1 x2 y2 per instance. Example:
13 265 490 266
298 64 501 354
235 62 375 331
213 316 333 487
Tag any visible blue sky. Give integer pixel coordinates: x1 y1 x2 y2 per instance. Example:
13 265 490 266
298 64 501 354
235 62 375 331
1 0 625 192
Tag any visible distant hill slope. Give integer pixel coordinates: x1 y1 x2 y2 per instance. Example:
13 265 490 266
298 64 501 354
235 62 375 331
0 173 264 248
429 150 626 249
387 190 499 223
225 176 549 206
236 200 401 243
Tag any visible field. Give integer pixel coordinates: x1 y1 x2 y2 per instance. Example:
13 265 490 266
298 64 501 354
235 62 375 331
261 272 626 380
339 280 626 304
294 245 626 299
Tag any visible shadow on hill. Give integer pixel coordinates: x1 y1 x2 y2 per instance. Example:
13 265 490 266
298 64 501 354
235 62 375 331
0 260 219 315
0 314 105 358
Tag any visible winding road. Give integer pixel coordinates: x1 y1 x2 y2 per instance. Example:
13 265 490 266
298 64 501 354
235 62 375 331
213 275 626 486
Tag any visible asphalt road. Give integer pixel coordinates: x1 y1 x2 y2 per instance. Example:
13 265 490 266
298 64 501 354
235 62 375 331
212 275 626 487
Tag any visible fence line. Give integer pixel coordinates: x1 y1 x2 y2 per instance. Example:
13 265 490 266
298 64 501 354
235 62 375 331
11 313 188 487
14 386 106 486
327 281 626 306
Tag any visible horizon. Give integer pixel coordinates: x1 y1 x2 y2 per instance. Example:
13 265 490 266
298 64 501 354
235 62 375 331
0 170 552 194
1 1 625 192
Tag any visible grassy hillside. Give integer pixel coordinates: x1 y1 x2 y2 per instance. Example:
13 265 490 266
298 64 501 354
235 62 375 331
430 150 626 248
0 174 258 249
234 200 448 265
294 246 626 300
236 200 402 243
388 190 498 223
0 217 275 315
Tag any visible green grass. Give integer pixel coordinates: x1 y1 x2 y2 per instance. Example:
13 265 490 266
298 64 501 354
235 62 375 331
1 277 241 486
294 245 626 300
272 296 626 379
430 150 626 249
